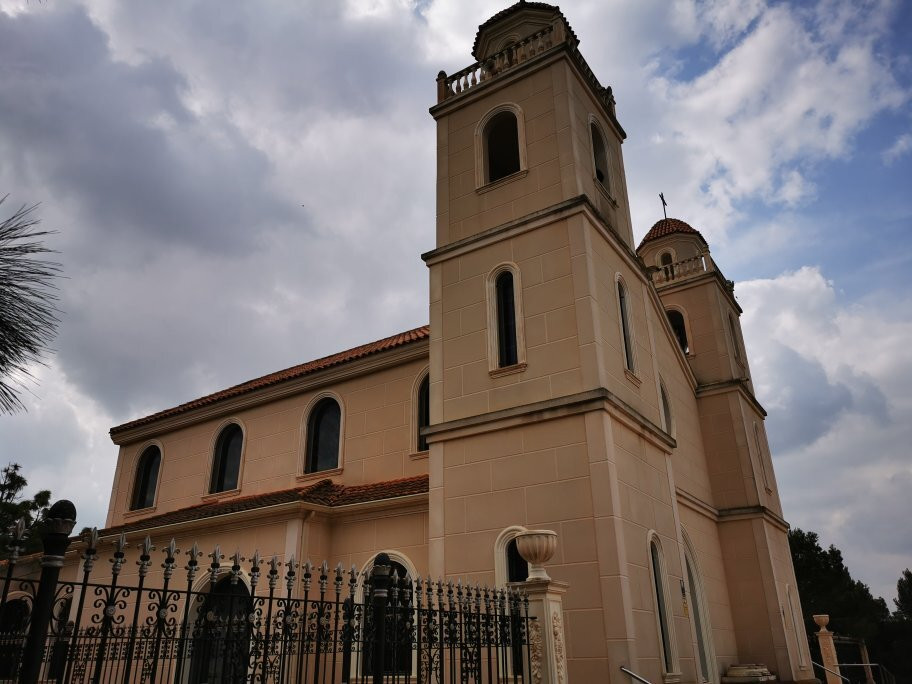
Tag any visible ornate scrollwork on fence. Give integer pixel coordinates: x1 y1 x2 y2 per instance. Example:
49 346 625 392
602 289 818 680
0 526 535 683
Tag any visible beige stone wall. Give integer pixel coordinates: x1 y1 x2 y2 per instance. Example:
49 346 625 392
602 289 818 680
108 356 430 527
435 57 634 251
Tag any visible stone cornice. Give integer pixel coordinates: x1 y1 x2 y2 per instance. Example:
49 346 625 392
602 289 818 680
717 504 790 532
695 378 767 417
424 387 676 452
111 339 429 445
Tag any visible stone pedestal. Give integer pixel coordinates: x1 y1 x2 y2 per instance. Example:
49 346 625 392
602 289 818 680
813 615 842 684
509 578 569 684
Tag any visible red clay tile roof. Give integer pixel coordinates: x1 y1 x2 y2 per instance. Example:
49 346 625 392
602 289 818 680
637 217 707 251
472 2 576 60
111 326 430 436
102 475 429 537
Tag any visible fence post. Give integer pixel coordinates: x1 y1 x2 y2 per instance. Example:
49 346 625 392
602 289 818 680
20 500 77 684
371 552 391 684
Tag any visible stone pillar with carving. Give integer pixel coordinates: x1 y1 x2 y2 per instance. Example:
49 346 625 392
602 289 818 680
509 529 569 684
814 615 842 684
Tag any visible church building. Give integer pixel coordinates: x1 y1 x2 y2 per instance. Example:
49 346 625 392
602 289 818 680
90 3 816 682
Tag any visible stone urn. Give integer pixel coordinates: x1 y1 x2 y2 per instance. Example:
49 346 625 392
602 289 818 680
515 529 558 580
813 614 830 631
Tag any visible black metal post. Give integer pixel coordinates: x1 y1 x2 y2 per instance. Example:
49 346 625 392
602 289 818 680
20 500 77 684
341 597 354 683
371 553 391 684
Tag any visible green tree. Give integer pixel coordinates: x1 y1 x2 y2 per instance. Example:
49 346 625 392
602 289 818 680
788 528 888 644
894 568 912 620
0 462 51 559
0 197 61 414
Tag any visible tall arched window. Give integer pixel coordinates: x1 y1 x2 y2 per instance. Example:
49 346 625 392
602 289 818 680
485 111 520 182
417 374 430 452
590 121 609 187
683 533 716 683
306 398 341 473
496 271 518 367
649 536 676 675
617 280 635 371
210 424 243 493
666 309 689 354
130 445 161 510
729 313 743 362
660 383 673 435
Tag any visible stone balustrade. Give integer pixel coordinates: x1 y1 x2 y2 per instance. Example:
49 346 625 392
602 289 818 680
652 254 710 285
437 26 555 102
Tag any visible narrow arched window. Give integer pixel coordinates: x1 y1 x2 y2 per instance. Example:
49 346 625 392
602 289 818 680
659 251 675 279
210 424 243 493
306 398 341 473
131 445 161 510
666 309 689 354
729 313 743 362
617 280 634 371
591 122 609 187
486 111 520 182
417 374 430 452
650 538 675 673
496 271 518 367
684 546 714 682
660 383 673 435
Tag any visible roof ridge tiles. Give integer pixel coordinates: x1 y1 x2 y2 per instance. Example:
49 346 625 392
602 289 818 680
111 325 430 436
96 474 430 538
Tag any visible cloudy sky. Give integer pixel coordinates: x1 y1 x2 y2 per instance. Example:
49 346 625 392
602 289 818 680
0 0 910 603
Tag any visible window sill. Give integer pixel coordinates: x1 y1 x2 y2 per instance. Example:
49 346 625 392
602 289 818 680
409 450 429 461
201 488 241 503
123 505 157 518
296 467 343 483
623 368 642 387
489 362 527 378
476 169 528 194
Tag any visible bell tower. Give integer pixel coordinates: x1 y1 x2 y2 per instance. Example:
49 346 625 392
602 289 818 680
421 4 814 683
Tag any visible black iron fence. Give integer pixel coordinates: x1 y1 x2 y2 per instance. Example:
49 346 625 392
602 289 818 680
0 505 535 684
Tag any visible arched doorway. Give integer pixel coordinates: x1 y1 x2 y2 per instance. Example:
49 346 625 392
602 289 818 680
0 597 31 678
363 558 413 677
188 576 252 683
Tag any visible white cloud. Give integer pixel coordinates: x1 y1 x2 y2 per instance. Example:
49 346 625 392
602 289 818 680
882 132 912 165
739 267 912 601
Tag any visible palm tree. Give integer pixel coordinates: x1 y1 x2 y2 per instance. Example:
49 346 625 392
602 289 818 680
0 197 61 413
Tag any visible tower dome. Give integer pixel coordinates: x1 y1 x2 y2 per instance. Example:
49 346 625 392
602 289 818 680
637 217 707 251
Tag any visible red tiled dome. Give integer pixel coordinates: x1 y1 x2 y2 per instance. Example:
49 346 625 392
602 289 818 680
637 218 707 251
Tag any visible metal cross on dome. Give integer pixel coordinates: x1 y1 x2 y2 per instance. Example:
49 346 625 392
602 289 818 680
659 192 668 219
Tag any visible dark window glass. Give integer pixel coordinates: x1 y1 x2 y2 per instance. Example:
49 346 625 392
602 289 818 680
651 542 673 672
131 445 161 510
417 375 430 452
660 384 673 434
486 111 520 182
506 538 529 583
210 424 243 493
306 398 341 473
666 309 689 354
496 271 518 367
618 282 634 370
591 122 609 186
